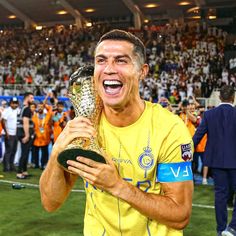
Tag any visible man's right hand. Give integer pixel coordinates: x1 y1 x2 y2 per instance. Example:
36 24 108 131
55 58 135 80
52 116 96 156
22 135 30 143
5 133 9 140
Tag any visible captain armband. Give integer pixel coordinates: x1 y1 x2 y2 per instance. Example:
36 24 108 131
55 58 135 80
156 162 193 182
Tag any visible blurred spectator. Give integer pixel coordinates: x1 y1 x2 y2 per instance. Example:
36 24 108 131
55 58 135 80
193 105 208 184
0 100 7 161
179 99 197 137
16 92 35 179
158 97 173 112
49 90 59 111
51 101 68 143
31 102 52 170
30 102 37 115
1 97 19 172
67 106 75 120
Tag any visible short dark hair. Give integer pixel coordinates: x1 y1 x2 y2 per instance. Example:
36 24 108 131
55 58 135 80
96 29 146 64
182 99 189 107
30 102 37 107
57 101 64 106
24 92 34 100
220 85 235 101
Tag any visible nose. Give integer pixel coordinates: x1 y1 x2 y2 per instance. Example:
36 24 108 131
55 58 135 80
103 61 117 75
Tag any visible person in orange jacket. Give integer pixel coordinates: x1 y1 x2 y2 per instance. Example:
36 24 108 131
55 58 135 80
32 102 52 169
179 99 197 137
194 134 208 184
51 101 68 143
192 105 209 184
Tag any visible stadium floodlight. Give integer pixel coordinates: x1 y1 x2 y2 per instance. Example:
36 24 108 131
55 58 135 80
8 15 16 19
57 10 67 15
144 4 159 8
178 2 191 6
85 8 95 13
35 25 43 30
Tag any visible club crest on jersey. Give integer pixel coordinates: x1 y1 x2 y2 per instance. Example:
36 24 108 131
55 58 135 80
181 143 192 161
138 146 154 178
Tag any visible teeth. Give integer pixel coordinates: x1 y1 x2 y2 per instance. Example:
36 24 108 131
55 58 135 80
104 80 122 86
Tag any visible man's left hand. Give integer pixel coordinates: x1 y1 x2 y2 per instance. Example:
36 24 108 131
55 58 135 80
67 155 123 195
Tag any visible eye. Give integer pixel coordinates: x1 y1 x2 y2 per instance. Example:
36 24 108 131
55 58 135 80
116 58 127 64
96 58 106 64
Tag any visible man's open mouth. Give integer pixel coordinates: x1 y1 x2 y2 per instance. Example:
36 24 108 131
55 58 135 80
103 80 123 95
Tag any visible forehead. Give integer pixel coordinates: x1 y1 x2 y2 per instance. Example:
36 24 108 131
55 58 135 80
95 40 134 56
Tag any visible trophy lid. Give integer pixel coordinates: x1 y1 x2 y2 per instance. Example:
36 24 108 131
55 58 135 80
70 65 94 84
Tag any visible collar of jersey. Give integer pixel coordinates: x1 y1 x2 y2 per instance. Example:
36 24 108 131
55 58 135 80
100 101 150 133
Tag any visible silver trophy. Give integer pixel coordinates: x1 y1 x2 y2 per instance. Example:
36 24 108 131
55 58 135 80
57 65 105 172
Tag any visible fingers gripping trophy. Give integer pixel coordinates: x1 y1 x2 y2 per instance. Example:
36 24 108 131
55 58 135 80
57 65 106 172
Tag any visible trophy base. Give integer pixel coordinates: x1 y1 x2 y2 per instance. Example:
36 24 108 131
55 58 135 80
57 148 106 171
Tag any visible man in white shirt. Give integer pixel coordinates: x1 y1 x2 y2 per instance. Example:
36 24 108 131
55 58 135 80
1 97 19 172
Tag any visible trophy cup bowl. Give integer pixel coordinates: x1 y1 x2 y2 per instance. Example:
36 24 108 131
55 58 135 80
57 65 106 172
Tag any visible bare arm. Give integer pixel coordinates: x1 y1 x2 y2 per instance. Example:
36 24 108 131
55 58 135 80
1 119 8 138
67 156 193 230
43 93 50 105
186 110 197 123
39 147 78 212
23 116 30 138
39 117 96 212
21 116 30 143
113 178 193 230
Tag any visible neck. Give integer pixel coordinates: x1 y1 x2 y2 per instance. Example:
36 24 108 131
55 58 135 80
221 99 233 104
103 99 145 127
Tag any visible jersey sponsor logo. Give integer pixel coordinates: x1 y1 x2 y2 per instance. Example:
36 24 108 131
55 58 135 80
181 143 192 161
138 146 154 178
112 157 132 165
157 162 193 182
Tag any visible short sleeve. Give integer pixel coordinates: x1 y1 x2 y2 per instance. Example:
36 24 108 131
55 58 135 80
22 107 31 119
159 120 193 164
2 109 9 120
157 120 193 183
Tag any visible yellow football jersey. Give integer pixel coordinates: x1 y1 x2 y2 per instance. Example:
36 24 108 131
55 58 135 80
83 101 193 236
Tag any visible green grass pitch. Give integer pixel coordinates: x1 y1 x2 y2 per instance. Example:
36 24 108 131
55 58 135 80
0 166 225 236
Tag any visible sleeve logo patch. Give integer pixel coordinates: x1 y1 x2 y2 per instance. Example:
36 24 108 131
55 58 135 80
181 143 192 161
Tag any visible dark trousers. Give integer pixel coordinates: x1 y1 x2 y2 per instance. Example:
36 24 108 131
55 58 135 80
3 135 18 171
212 168 236 232
0 136 2 158
18 138 33 173
32 145 49 168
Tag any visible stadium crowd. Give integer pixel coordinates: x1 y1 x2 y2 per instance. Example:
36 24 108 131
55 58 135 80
0 22 236 182
0 22 236 101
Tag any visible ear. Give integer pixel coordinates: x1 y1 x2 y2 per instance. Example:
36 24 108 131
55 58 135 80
231 95 235 104
140 64 149 81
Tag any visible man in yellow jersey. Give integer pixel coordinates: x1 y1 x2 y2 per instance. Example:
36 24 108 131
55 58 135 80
40 29 194 236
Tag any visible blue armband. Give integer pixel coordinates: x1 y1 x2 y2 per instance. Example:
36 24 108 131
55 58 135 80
157 162 193 182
